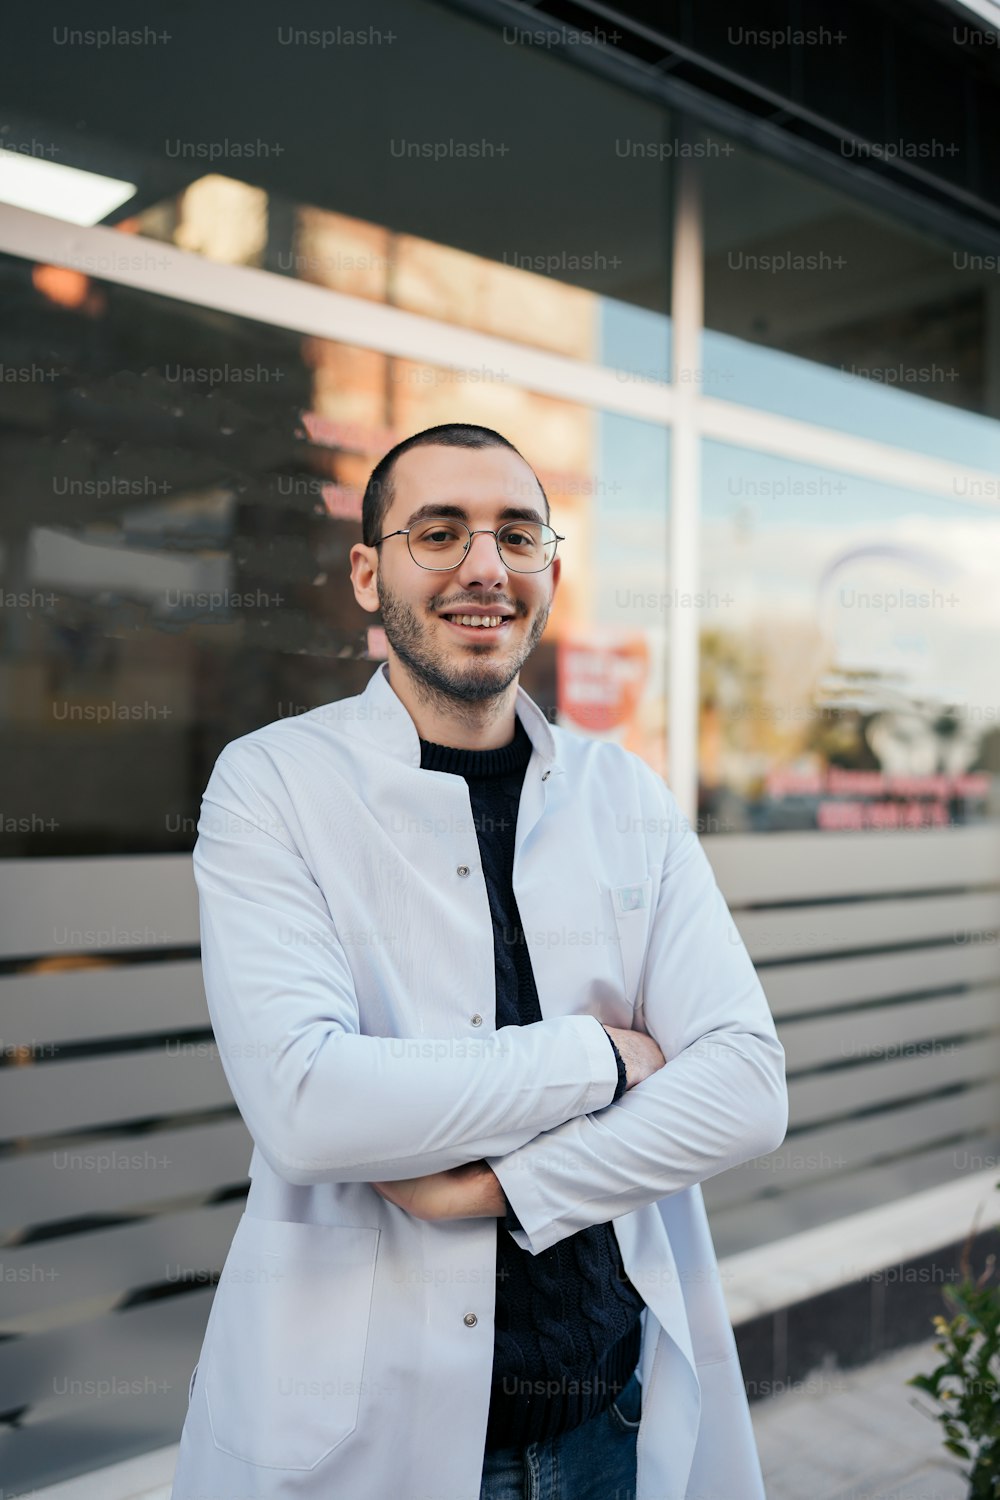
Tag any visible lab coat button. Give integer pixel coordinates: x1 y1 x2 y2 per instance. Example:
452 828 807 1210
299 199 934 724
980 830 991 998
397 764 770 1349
457 865 470 877
542 769 550 780
464 1312 478 1327
470 1013 483 1026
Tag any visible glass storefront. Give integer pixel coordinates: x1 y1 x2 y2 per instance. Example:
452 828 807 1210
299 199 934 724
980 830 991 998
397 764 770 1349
699 441 1000 833
8 112 1000 851
700 127 1000 438
126 175 673 380
692 126 1000 832
0 253 671 858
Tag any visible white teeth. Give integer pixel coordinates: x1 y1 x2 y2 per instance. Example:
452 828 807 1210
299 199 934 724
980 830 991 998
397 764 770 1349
447 615 506 628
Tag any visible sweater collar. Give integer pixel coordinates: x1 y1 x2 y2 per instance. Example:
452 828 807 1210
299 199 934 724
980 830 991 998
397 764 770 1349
419 715 533 779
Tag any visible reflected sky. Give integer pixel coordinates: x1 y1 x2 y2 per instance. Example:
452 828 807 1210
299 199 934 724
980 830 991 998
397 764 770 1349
701 440 1000 720
702 327 1000 471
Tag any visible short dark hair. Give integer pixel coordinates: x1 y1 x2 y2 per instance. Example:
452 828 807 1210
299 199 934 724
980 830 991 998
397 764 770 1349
361 422 549 547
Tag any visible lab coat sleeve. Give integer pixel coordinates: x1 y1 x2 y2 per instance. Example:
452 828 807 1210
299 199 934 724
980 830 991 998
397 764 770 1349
485 778 789 1254
192 748 619 1187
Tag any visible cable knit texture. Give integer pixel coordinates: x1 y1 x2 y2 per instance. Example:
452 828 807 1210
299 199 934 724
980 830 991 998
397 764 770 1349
419 715 645 1450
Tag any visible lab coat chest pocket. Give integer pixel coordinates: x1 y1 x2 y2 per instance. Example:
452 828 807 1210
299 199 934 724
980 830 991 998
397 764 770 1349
204 1214 379 1470
607 877 654 1008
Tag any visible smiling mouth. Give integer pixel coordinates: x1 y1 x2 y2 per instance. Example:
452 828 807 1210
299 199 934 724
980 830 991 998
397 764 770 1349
440 613 514 636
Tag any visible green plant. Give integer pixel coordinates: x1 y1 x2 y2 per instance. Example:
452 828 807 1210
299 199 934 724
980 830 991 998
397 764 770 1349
907 1179 1000 1498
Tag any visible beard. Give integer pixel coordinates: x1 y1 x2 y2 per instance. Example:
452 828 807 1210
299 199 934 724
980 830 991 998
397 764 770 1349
375 574 551 706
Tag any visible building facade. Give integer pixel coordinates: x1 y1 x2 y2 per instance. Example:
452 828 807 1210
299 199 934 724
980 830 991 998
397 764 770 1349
1 0 999 1489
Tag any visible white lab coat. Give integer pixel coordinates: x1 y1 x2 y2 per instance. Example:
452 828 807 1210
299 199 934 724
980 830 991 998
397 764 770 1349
169 660 788 1500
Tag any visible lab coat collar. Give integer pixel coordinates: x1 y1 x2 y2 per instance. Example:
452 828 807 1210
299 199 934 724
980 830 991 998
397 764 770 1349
341 660 563 776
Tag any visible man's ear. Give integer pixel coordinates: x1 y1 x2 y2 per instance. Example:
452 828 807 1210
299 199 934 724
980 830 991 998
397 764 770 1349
350 543 380 615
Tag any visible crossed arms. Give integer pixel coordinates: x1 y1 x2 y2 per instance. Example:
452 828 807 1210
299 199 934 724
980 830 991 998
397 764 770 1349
370 1026 667 1223
194 748 788 1258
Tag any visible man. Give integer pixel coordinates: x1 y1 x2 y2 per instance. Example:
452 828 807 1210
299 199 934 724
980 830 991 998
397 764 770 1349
170 423 788 1500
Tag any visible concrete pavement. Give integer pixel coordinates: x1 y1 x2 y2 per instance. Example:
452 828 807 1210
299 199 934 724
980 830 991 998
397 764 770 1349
751 1334 971 1500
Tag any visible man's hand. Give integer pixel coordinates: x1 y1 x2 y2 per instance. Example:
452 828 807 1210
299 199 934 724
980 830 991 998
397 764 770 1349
371 1160 507 1220
602 1025 666 1089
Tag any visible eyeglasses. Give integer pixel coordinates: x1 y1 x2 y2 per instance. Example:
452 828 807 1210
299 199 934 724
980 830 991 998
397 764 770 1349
373 515 564 573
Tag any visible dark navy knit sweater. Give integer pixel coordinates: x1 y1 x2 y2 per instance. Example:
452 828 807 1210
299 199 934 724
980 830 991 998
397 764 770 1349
419 716 645 1451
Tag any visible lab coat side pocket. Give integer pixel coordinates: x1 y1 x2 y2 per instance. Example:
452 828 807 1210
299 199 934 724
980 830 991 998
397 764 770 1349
204 1213 379 1470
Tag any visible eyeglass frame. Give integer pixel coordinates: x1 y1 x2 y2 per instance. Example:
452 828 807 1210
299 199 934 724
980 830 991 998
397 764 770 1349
371 516 565 573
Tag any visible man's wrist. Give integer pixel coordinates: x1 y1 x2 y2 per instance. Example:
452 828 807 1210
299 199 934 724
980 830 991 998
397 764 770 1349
474 1161 514 1220
501 1189 523 1232
602 1026 628 1101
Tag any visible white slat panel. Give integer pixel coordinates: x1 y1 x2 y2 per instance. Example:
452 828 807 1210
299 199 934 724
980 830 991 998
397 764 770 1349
0 1287 211 1420
708 1081 1000 1210
0 1119 252 1238
788 1032 1000 1128
707 1133 1000 1258
0 1201 244 1330
0 854 199 959
736 891 1000 962
704 824 1000 907
780 989 1000 1073
0 960 208 1047
761 943 1000 1019
0 1049 234 1138
0 1396 189 1498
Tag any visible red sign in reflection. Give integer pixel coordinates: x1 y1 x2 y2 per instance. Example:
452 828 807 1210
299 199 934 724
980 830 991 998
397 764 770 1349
557 635 649 734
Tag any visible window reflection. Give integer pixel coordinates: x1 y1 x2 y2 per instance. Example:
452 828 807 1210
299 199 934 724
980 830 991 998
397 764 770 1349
699 443 1000 832
701 128 1000 453
124 172 672 377
0 255 669 857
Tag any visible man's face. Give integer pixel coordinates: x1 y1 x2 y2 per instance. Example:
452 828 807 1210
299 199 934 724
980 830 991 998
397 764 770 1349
369 444 560 705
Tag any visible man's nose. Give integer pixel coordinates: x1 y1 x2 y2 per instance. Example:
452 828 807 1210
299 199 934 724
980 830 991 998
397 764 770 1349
453 530 509 587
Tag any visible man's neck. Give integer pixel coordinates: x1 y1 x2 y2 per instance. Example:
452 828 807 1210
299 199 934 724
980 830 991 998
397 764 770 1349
384 658 519 751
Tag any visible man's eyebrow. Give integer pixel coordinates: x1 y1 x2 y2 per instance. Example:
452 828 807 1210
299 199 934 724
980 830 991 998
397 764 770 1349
402 502 547 528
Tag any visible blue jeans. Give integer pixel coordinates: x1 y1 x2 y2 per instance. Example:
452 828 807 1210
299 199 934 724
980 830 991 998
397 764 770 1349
479 1368 641 1500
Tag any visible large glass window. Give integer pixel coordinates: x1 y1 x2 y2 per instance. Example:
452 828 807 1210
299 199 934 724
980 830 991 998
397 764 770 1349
103 0 673 379
128 178 673 380
700 128 1000 461
698 440 1000 833
0 253 670 858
